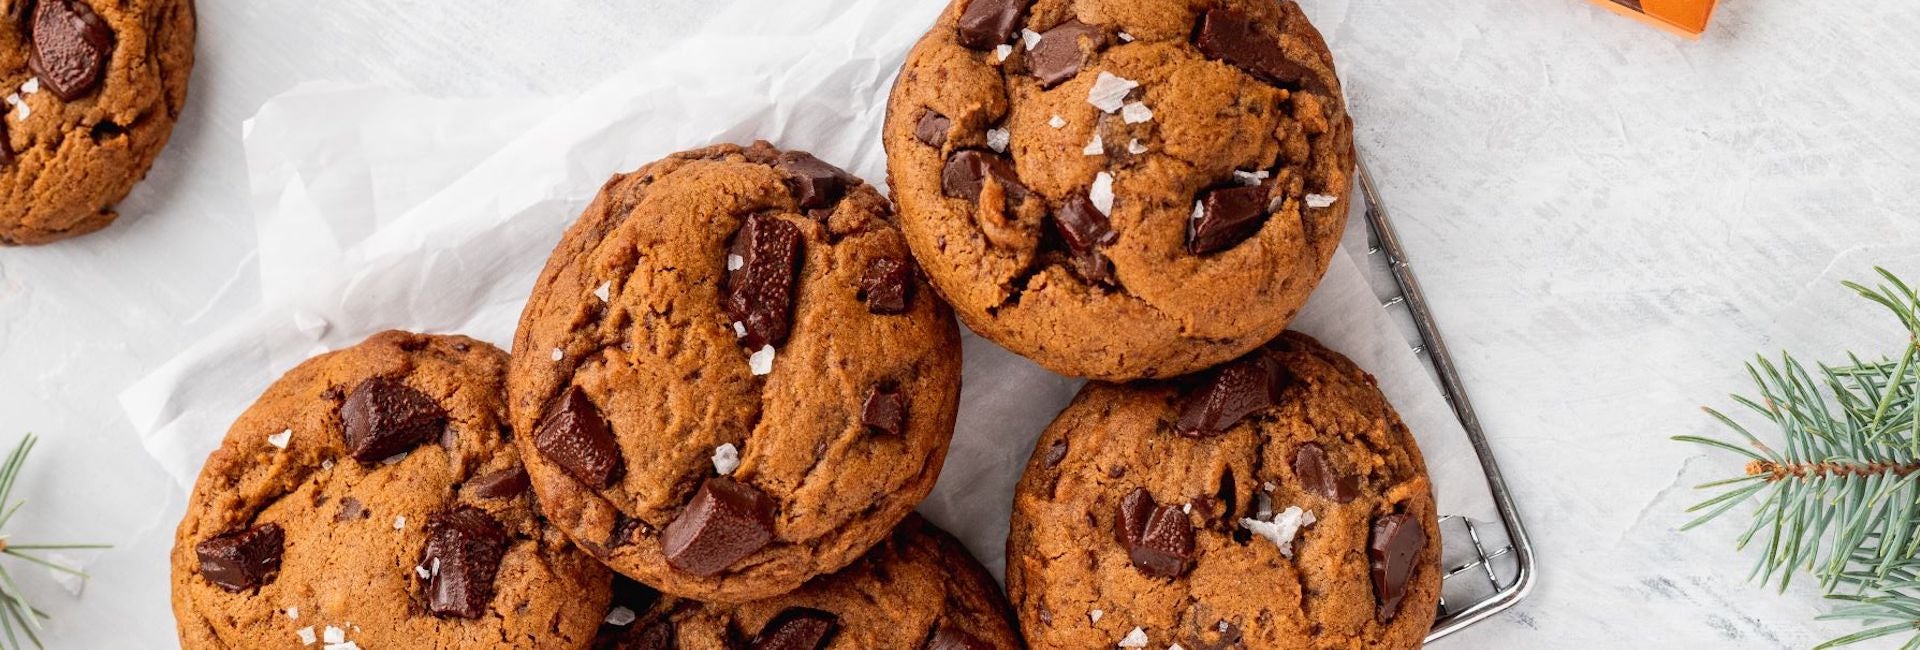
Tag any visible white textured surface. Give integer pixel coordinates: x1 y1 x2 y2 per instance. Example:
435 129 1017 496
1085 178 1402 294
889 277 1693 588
0 0 1914 648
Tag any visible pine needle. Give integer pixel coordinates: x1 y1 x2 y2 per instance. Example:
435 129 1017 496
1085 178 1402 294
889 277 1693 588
0 434 109 650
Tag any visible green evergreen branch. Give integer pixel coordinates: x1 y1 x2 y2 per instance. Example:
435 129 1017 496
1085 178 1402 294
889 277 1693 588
0 435 107 650
1679 267 1920 648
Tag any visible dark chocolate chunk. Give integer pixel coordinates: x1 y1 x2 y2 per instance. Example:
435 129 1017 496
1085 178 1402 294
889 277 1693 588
596 617 676 650
1292 443 1359 503
859 257 912 314
534 386 624 489
941 149 1029 205
956 0 1029 50
1175 352 1284 437
926 626 994 650
195 523 284 592
467 467 531 500
776 151 855 210
1027 20 1103 88
861 383 907 436
662 477 776 576
28 0 113 101
1369 513 1427 621
725 214 805 349
1609 0 1645 11
334 497 368 522
749 607 839 650
1193 7 1317 89
1186 184 1271 255
1043 438 1068 468
422 506 510 619
1054 193 1119 285
341 376 447 462
914 111 952 148
1113 487 1194 578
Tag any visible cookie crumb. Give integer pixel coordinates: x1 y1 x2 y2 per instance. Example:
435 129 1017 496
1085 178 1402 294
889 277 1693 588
1082 133 1104 157
1090 173 1115 215
296 626 316 645
1021 28 1043 49
712 443 741 475
1120 101 1153 124
1049 115 1066 129
727 254 745 271
266 429 292 449
1305 193 1337 208
392 516 406 530
1087 72 1138 113
594 281 612 302
1127 139 1147 155
1089 609 1104 623
605 606 637 626
995 44 1013 62
1117 627 1149 647
749 345 776 375
551 347 564 362
987 127 1010 153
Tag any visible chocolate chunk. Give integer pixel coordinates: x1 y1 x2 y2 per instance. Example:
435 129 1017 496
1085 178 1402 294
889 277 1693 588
467 467 531 500
1027 20 1103 88
1187 184 1271 255
1193 7 1318 89
662 477 776 576
1292 443 1359 503
609 514 648 549
195 523 284 592
926 626 993 650
342 376 447 462
956 0 1029 50
776 151 854 210
1112 487 1193 578
725 214 805 349
1609 0 1645 10
334 497 368 522
1043 438 1068 468
859 257 912 314
1369 513 1427 620
597 617 676 650
914 111 952 148
1054 193 1119 285
1175 352 1284 437
534 386 624 489
422 506 510 619
749 607 839 650
941 149 1029 205
861 383 907 436
28 0 113 101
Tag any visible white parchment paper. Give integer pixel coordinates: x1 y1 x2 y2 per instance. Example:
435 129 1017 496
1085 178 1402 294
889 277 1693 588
121 0 1498 581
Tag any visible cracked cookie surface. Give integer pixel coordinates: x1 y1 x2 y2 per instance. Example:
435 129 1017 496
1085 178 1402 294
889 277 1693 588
884 0 1353 380
171 331 612 649
594 516 1022 649
508 141 964 603
1006 332 1439 649
0 0 194 245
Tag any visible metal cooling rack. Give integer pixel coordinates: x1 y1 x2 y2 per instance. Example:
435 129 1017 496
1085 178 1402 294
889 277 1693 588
1352 158 1538 642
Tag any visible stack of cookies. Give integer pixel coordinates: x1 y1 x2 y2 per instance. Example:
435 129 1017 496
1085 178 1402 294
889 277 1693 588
169 1 1441 648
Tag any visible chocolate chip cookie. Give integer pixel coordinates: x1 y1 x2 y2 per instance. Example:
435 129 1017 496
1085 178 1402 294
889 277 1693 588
1007 332 1440 648
508 142 964 603
0 0 195 245
171 331 612 649
884 0 1354 380
592 515 1021 649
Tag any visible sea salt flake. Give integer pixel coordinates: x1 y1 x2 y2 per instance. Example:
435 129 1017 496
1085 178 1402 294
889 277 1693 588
1171 645 1186 650
1263 481 1277 492
749 345 776 375
1233 170 1270 186
712 443 741 475
324 626 346 644
1118 32 1135 42
1181 503 1191 514
3 94 16 106
1082 133 1104 156
12 101 26 121
1189 201 1204 224
987 127 1010 153
995 44 1013 62
594 281 611 302
1241 506 1314 558
296 627 317 645
727 254 744 271
392 516 406 530
267 429 292 449
1021 28 1043 49
46 553 83 595
1117 627 1149 647
414 564 430 579
286 606 299 620
1090 173 1115 216
551 347 564 361
1087 72 1139 113
1127 139 1147 155
321 459 335 470
20 78 36 94
431 558 440 576
605 606 637 626
731 321 746 338
1120 101 1153 124
324 643 361 650
1048 115 1066 129
1305 193 1337 208
1089 609 1104 623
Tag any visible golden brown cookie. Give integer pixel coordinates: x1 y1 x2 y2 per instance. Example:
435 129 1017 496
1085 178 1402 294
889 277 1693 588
1007 332 1439 648
592 516 1022 649
0 0 195 245
508 142 964 603
883 0 1354 380
171 331 612 649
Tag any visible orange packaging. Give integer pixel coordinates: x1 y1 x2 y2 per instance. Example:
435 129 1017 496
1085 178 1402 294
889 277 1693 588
1590 0 1717 38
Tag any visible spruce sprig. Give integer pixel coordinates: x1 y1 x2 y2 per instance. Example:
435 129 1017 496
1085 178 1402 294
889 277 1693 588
1678 267 1920 648
0 435 110 649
